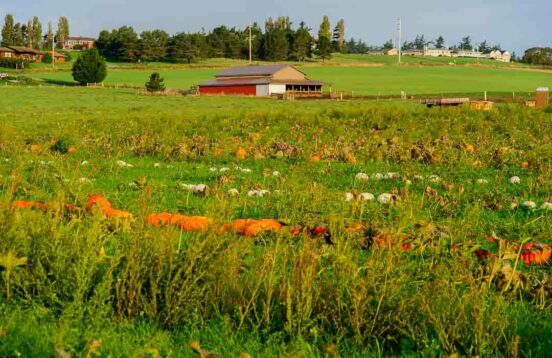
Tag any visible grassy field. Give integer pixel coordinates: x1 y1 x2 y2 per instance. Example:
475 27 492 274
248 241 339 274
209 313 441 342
25 65 552 97
1 85 552 356
9 52 552 97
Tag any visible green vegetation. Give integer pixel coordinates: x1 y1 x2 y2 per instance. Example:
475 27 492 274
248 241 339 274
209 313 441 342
145 72 165 92
30 62 552 97
0 86 552 356
71 48 107 85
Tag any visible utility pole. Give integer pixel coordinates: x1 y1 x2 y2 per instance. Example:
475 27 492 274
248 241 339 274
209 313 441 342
52 25 55 69
248 23 252 65
397 17 402 64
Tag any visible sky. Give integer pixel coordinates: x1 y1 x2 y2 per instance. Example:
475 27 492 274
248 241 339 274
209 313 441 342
2 0 551 54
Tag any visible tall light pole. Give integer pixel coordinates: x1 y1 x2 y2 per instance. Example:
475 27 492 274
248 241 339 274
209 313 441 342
397 17 402 64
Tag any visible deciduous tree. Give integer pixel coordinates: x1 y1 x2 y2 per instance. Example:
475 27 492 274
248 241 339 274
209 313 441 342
332 19 345 53
1 14 15 46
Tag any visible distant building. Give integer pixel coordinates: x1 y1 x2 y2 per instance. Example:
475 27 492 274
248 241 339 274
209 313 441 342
367 50 385 56
424 47 452 57
453 50 486 58
0 47 14 59
489 50 511 63
52 51 67 63
386 48 399 56
5 46 44 62
199 65 325 97
402 49 424 56
63 37 95 50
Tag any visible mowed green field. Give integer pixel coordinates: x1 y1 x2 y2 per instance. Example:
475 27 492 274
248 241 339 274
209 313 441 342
33 64 552 96
1 85 552 356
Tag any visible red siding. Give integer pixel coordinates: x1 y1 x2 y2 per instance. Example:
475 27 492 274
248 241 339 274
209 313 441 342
199 85 257 96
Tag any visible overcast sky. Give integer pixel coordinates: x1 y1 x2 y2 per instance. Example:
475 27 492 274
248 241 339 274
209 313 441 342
3 0 550 54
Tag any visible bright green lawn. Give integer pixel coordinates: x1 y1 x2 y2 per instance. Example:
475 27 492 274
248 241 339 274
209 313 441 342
31 65 552 96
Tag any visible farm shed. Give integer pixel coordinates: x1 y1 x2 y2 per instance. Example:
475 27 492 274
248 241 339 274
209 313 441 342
0 47 15 59
199 65 325 97
6 46 44 62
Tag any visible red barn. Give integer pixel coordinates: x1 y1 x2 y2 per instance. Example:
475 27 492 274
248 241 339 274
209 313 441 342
199 65 325 97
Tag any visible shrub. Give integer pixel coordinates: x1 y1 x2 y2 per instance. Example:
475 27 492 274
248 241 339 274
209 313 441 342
72 48 107 85
0 58 29 69
42 53 53 64
145 72 166 92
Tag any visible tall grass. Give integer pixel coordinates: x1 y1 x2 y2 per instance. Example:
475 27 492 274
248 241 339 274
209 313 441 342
0 88 551 356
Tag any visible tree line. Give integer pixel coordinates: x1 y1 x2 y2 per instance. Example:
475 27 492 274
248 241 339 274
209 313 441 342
1 14 70 49
94 16 353 63
398 34 504 53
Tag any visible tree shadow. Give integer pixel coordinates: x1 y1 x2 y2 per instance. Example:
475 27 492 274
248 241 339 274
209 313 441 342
42 78 79 87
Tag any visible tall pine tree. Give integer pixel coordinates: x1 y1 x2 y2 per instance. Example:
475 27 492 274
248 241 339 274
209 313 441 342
291 22 312 61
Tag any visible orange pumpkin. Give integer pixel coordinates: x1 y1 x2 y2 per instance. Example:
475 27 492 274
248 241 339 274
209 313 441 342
464 144 475 153
521 243 552 266
222 219 282 236
310 153 321 162
243 219 282 237
12 200 51 211
30 144 40 153
86 195 112 212
236 147 247 160
171 215 213 232
521 161 530 169
104 208 134 219
146 213 173 227
221 219 257 233
67 146 77 154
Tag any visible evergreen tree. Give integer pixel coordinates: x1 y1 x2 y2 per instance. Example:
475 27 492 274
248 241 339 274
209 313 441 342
291 22 312 61
459 36 473 50
382 39 394 50
1 14 15 46
168 33 201 63
56 16 70 49
95 30 112 59
140 30 169 62
145 72 165 92
72 48 107 85
316 36 332 62
478 40 491 54
264 29 288 61
435 35 445 49
332 19 345 53
99 26 140 62
412 34 427 50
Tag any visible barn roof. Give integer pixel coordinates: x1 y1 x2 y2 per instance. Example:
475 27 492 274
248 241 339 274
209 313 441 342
215 64 305 78
199 77 325 87
67 36 95 41
0 47 14 52
7 46 42 54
